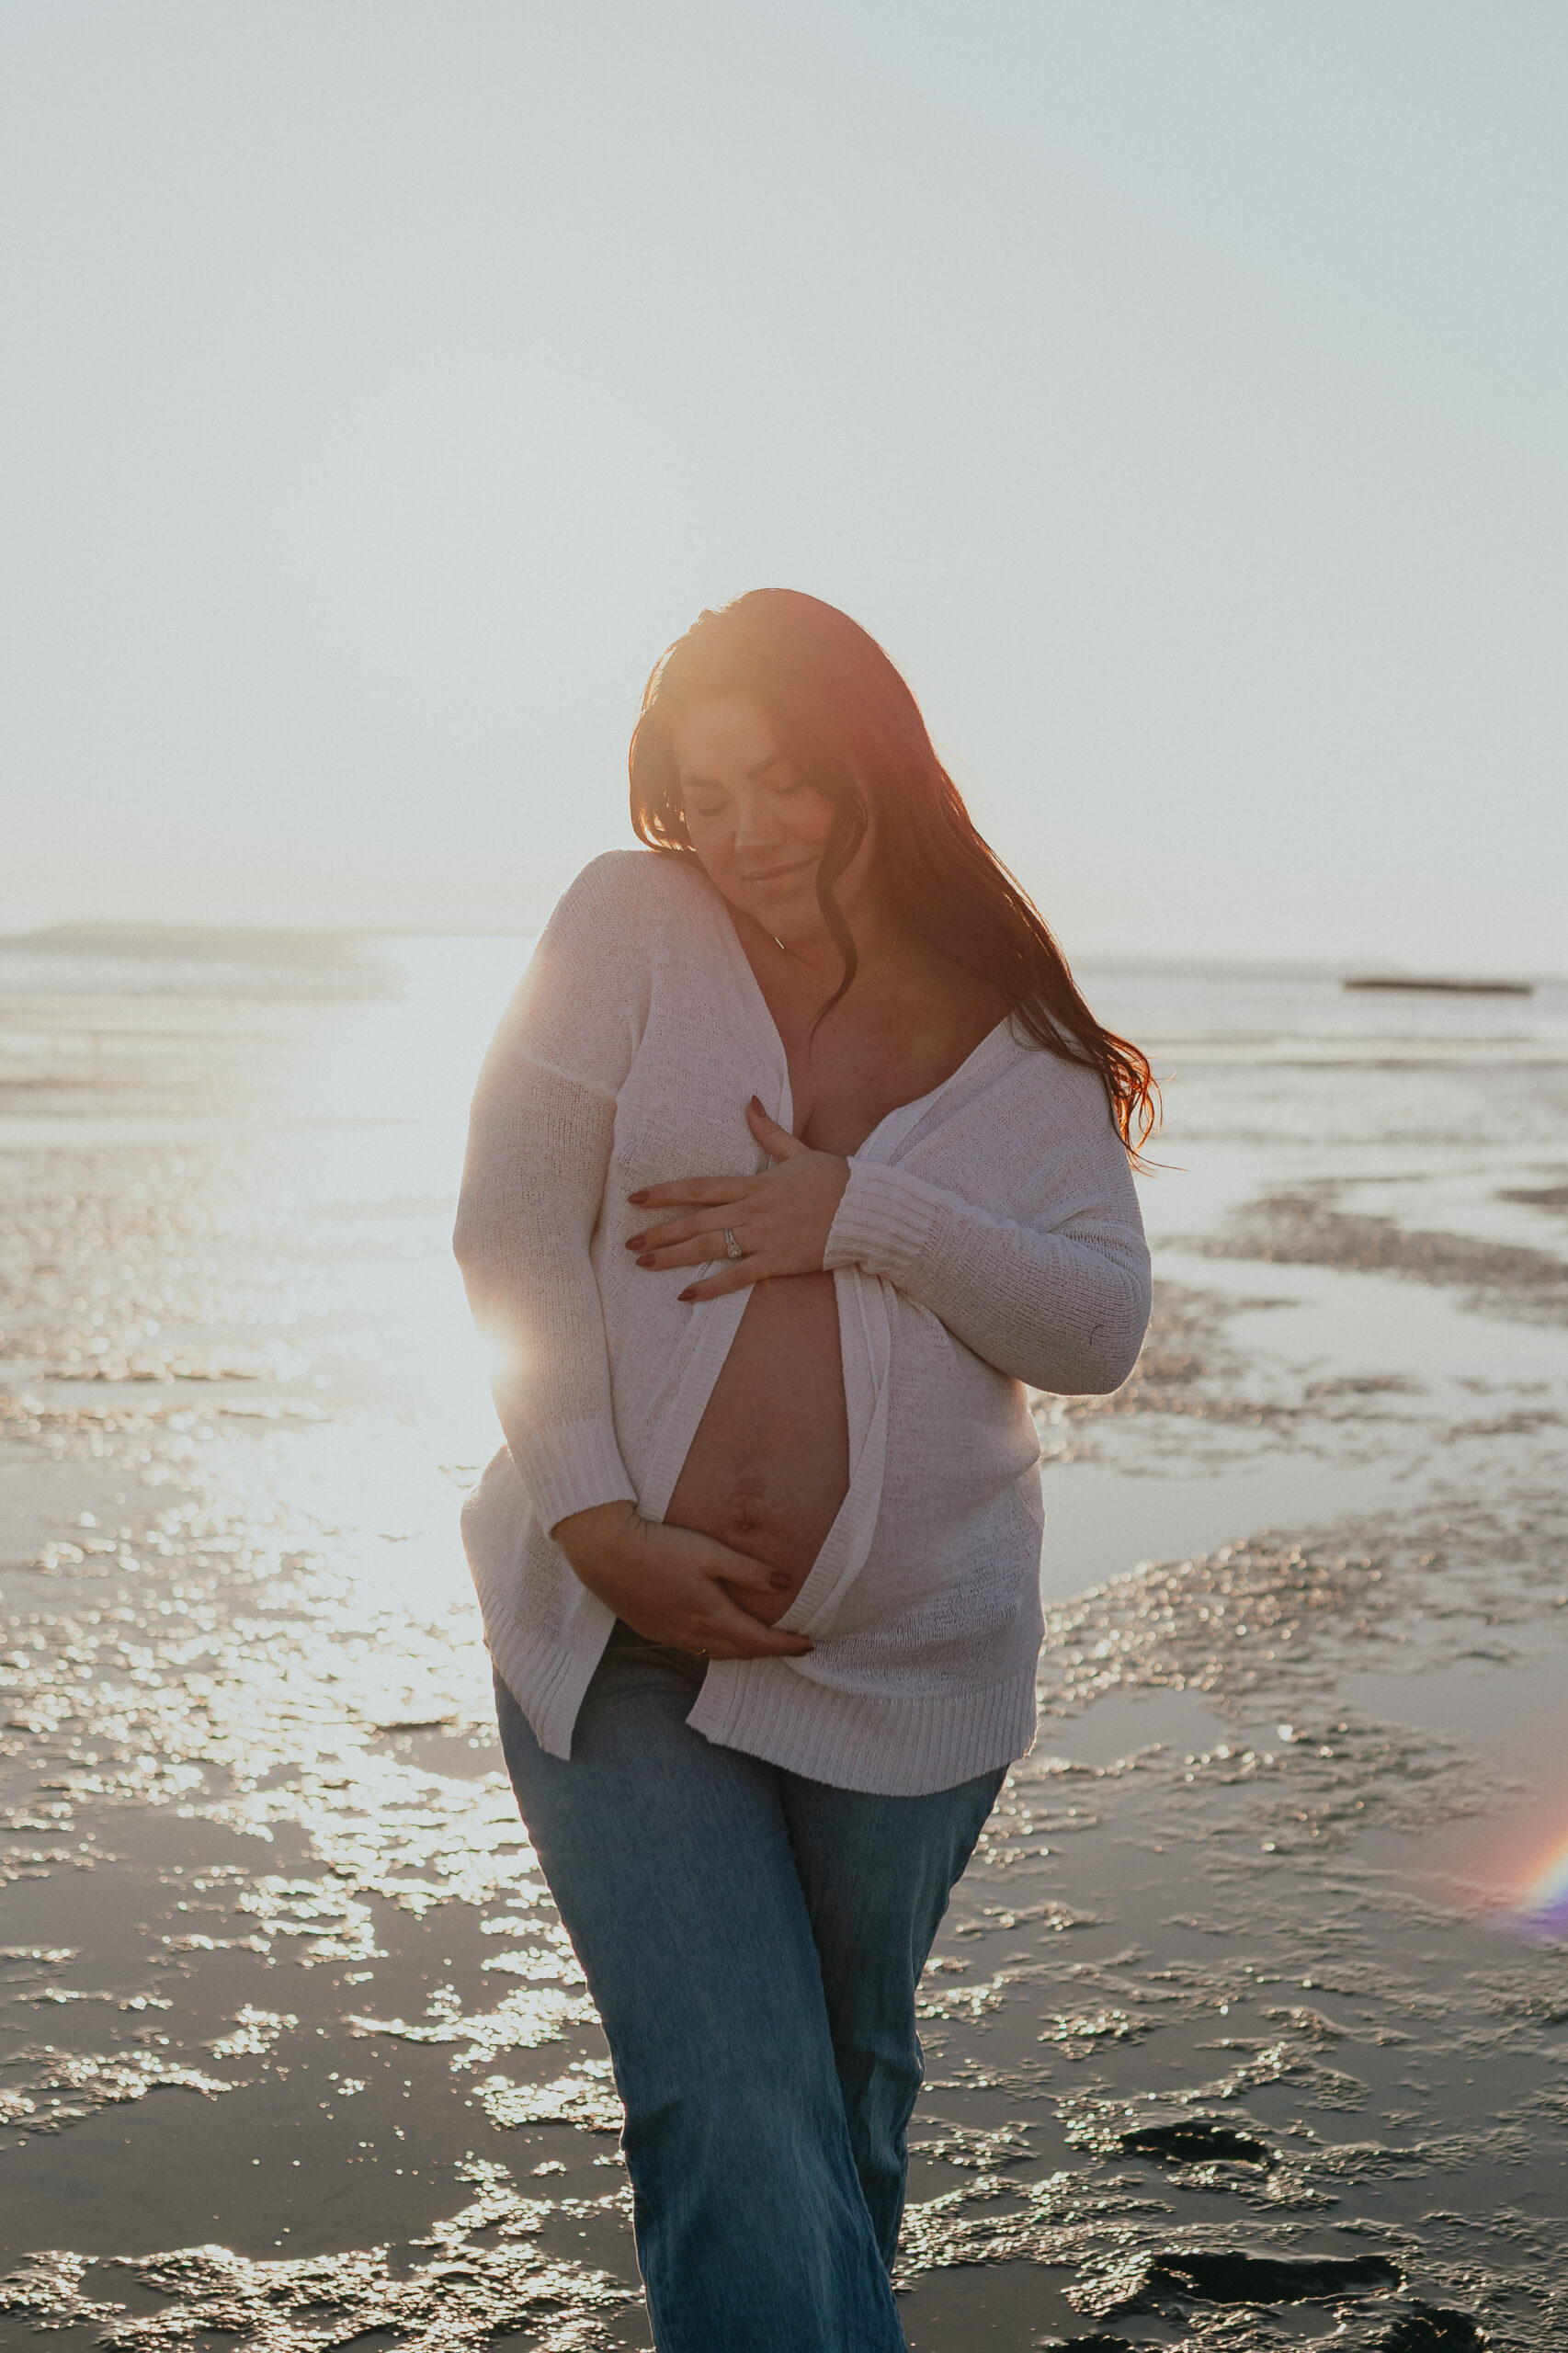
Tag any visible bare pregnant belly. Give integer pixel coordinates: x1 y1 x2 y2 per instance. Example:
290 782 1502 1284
663 1271 850 1623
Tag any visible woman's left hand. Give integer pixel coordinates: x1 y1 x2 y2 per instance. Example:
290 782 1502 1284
625 1097 850 1302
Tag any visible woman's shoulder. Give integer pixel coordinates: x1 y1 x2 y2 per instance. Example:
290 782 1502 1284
989 1020 1125 1133
547 848 718 944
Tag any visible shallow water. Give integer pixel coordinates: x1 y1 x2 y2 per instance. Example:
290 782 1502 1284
1 934 1565 2348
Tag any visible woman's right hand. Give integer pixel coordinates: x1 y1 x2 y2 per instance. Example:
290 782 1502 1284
551 1501 814 1663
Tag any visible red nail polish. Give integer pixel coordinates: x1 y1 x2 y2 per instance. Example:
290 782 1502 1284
677 1288 696 1303
628 1189 649 1205
749 1096 764 1113
636 1254 656 1268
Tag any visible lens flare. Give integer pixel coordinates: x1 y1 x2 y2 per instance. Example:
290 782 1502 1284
1514 1832 1568 1938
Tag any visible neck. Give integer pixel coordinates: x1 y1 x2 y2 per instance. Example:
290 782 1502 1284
763 894 903 996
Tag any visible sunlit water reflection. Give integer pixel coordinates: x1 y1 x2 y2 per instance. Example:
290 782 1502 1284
1 932 1565 2348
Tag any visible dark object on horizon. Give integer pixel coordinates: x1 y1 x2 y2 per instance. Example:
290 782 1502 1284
1344 973 1533 995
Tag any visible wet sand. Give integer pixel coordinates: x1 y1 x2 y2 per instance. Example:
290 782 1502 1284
1 935 1565 2348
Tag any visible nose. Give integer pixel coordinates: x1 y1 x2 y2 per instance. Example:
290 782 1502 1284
732 785 787 854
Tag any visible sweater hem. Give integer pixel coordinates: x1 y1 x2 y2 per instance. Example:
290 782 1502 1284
684 1655 1039 1797
485 1616 614 1763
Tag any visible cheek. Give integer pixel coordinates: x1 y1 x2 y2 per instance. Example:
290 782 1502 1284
787 793 839 853
682 816 733 875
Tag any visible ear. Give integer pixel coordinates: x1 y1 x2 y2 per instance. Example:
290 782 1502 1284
746 1097 806 1157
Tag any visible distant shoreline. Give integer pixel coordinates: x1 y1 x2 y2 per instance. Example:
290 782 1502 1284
1344 974 1534 996
1 925 1559 991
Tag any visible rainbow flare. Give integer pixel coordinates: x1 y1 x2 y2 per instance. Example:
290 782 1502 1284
1515 1831 1568 1938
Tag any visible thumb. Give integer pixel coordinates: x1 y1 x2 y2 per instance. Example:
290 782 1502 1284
747 1096 806 1157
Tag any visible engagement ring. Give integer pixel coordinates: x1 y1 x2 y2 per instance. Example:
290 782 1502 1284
722 1228 744 1260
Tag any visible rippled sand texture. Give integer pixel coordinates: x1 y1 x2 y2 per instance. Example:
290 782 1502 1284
1 936 1565 2351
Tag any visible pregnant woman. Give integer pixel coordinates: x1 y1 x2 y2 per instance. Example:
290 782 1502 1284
455 589 1154 2352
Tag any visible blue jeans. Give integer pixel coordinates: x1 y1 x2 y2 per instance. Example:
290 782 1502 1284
494 1630 1005 2353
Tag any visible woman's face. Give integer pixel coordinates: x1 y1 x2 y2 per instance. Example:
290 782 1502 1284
669 693 870 950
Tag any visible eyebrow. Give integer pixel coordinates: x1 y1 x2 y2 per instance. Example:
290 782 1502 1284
679 749 789 790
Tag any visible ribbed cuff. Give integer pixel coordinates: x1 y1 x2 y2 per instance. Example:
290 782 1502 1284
824 1159 944 1283
506 1415 637 1535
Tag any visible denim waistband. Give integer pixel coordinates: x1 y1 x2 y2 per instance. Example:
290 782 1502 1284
606 1618 708 1680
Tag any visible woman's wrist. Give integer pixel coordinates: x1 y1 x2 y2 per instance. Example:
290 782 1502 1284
822 1158 939 1282
551 1498 641 1582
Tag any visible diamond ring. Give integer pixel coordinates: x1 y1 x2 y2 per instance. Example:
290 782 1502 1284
722 1227 744 1261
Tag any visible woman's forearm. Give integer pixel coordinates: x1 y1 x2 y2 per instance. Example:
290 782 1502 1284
823 1157 1150 1396
454 1057 637 1528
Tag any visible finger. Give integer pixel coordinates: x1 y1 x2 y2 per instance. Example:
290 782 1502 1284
634 1234 733 1272
625 1210 733 1252
697 1546 798 1596
696 1590 814 1655
655 1525 799 1597
627 1177 745 1210
746 1097 808 1158
676 1264 765 1302
705 1629 815 1661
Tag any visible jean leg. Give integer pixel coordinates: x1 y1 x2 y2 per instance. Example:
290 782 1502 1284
494 1659 906 2353
778 1764 1006 2268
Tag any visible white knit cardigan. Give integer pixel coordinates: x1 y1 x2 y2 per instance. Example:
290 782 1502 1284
455 850 1150 1797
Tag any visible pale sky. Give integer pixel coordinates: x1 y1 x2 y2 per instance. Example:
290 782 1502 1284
4 2 1564 969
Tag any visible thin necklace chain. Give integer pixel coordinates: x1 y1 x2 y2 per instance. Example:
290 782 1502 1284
769 931 898 998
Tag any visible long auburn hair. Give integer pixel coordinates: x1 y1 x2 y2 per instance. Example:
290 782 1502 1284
629 589 1159 1161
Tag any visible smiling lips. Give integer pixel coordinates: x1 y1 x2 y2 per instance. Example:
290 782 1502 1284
738 857 816 886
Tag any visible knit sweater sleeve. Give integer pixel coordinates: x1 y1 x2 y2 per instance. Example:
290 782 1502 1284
452 859 643 1531
822 1064 1152 1398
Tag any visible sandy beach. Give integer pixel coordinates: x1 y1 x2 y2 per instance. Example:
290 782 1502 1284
2 930 1565 2349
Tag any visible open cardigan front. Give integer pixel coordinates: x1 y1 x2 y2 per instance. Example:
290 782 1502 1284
454 850 1152 1796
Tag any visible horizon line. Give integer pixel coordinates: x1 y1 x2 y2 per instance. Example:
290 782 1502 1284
0 919 1558 990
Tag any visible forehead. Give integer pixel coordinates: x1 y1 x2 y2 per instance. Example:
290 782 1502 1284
668 693 783 779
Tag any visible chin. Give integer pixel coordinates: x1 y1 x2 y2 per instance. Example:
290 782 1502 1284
759 905 824 949
735 881 819 933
